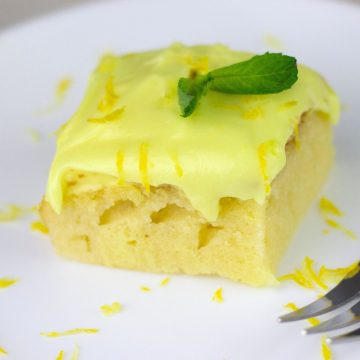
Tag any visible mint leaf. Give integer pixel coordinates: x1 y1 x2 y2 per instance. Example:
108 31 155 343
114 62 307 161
178 75 212 117
210 53 298 94
177 52 298 117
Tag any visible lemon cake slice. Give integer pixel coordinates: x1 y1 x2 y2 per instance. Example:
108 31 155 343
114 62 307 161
40 44 340 286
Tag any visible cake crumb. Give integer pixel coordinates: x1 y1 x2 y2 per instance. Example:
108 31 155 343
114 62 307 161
40 328 99 338
0 278 17 289
321 336 332 360
212 288 223 303
140 286 151 292
160 277 171 286
31 221 49 235
100 301 122 316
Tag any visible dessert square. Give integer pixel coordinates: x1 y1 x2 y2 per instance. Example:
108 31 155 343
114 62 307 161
40 44 340 286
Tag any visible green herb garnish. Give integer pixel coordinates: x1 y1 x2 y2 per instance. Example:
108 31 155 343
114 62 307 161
178 52 298 117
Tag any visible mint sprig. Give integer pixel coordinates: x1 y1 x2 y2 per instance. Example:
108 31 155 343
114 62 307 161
178 52 298 117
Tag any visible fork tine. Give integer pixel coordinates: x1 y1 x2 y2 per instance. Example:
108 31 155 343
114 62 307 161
328 328 360 344
304 300 360 335
278 261 360 322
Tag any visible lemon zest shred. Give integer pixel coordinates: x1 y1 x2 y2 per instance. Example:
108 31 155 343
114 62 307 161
258 142 271 195
212 288 223 303
318 261 360 285
31 221 49 234
88 107 125 123
126 240 137 246
100 301 122 316
242 107 263 120
278 100 298 111
139 143 150 192
281 258 360 293
325 218 356 240
171 153 183 178
321 336 332 360
0 347 7 356
345 263 360 279
70 344 79 360
0 205 31 222
56 350 64 360
140 286 151 292
56 77 72 101
40 328 99 338
0 278 17 289
160 277 171 286
304 257 329 290
308 317 321 327
116 151 125 185
319 197 343 217
279 270 315 289
98 76 119 112
284 302 298 311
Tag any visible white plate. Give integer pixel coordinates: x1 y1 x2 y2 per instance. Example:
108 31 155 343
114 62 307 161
1 0 360 359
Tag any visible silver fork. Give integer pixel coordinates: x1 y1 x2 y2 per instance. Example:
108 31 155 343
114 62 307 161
278 261 360 343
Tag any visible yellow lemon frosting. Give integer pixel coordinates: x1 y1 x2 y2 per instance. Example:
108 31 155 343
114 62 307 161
46 43 340 221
